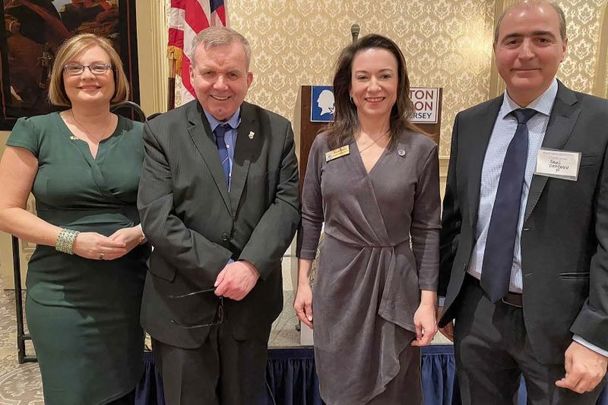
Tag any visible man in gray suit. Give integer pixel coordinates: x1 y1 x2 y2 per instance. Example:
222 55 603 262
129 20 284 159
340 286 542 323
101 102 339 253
138 27 299 405
439 1 608 403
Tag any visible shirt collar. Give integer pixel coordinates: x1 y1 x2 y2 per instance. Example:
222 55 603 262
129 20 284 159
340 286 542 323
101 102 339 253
204 108 241 132
500 78 558 119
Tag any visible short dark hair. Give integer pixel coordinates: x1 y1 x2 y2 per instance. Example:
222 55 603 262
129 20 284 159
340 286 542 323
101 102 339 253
494 0 567 45
325 34 420 149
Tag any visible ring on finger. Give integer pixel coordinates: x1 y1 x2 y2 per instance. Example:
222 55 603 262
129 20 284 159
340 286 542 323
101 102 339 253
99 252 104 260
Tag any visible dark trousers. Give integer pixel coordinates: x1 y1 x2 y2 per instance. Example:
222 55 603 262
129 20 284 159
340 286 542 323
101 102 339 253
152 321 271 405
453 275 605 405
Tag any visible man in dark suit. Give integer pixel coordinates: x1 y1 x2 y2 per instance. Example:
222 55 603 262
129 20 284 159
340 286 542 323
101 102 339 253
138 27 299 405
439 1 608 403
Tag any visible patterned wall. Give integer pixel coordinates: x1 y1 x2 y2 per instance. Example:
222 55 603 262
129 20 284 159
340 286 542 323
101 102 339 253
228 0 608 157
558 0 608 92
230 0 495 157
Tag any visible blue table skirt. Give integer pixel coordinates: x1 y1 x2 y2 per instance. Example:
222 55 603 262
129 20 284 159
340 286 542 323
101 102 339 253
135 345 607 405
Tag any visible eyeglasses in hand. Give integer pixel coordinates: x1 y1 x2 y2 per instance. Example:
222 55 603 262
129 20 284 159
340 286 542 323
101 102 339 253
168 288 224 329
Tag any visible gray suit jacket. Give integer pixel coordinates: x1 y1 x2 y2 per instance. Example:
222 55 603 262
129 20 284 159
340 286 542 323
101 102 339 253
138 100 300 348
439 81 608 364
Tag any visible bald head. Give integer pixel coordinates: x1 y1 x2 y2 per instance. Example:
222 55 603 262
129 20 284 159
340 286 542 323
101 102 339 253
494 1 567 45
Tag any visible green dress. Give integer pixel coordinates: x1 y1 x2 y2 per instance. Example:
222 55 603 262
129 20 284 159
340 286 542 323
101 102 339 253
7 112 150 405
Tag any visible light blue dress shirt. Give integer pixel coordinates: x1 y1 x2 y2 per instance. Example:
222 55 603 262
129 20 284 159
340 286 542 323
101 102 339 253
204 108 241 191
467 79 556 292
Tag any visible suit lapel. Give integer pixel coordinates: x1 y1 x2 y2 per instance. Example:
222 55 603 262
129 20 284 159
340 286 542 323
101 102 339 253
524 82 580 221
467 98 502 226
230 103 259 214
186 102 232 212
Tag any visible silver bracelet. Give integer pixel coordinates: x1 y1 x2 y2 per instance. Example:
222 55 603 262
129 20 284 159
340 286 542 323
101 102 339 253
55 228 80 255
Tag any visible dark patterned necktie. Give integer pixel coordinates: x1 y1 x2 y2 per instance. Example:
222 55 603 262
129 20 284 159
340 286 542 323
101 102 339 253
481 108 537 303
214 124 230 188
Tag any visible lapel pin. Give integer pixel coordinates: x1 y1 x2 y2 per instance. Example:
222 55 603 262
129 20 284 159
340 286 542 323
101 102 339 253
398 149 406 157
248 131 255 140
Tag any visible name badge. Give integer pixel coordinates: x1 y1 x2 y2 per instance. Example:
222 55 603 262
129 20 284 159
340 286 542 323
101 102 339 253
325 145 350 162
535 148 581 181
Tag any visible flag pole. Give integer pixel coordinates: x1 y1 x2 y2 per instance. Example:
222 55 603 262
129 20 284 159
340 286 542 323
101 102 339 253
167 49 176 111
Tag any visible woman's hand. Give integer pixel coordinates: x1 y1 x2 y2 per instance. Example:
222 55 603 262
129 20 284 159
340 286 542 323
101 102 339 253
294 281 314 329
411 291 438 346
108 225 145 257
72 232 127 260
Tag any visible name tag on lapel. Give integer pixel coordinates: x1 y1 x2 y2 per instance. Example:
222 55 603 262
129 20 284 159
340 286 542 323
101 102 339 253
325 145 350 162
535 148 581 181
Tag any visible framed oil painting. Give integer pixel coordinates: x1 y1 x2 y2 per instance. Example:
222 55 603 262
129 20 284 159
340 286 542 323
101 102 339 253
0 0 139 129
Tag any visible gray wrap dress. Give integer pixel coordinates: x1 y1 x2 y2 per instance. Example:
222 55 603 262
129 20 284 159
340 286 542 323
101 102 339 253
297 131 440 404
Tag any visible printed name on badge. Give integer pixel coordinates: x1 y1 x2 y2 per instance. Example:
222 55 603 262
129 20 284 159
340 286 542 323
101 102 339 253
325 145 350 162
535 148 581 181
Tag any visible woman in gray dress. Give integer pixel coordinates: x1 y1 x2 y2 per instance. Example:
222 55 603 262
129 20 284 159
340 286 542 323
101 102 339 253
295 34 440 404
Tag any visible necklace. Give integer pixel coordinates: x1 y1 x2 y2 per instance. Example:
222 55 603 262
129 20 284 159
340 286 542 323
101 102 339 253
357 131 389 153
70 110 113 142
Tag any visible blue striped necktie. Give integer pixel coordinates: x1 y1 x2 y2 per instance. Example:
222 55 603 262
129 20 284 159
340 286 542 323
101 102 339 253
214 124 230 188
481 108 537 303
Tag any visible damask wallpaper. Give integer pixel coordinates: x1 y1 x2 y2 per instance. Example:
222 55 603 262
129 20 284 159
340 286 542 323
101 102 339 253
228 0 608 157
559 0 608 92
230 0 494 157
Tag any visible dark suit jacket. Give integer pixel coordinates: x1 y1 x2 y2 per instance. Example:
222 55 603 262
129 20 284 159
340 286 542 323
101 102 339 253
439 81 608 364
138 100 300 349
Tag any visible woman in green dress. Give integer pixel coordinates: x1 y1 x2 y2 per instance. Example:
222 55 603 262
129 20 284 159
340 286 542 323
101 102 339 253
0 33 150 404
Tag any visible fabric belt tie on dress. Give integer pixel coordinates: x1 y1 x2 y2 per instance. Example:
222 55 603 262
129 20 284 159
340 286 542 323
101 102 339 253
325 232 410 249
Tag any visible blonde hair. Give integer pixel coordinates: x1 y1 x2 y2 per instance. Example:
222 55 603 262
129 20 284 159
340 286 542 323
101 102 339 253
48 33 129 107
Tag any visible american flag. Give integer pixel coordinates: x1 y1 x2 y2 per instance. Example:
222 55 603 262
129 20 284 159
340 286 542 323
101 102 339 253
168 0 228 107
